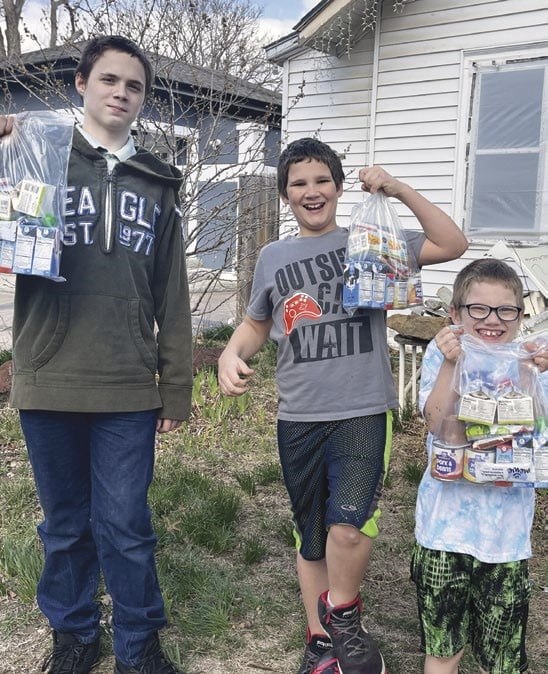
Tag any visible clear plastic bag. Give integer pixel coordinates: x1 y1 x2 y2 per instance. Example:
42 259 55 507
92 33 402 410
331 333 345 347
452 334 548 487
0 111 74 280
343 191 422 312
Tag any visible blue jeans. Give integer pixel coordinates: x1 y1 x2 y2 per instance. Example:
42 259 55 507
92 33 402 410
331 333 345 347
20 409 167 666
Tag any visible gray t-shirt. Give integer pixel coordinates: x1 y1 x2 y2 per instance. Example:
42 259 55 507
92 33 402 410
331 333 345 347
248 226 425 421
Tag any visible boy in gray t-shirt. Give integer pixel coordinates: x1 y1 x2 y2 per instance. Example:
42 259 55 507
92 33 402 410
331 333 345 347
218 138 468 674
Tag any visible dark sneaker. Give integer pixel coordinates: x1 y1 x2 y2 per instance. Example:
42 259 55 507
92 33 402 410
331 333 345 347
114 633 185 674
318 592 386 674
297 632 333 674
314 650 341 673
42 631 100 674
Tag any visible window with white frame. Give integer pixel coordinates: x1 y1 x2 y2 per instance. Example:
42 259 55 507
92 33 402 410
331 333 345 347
134 129 189 166
464 54 548 238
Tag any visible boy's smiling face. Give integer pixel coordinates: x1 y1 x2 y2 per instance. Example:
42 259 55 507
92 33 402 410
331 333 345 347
282 158 343 237
451 281 522 343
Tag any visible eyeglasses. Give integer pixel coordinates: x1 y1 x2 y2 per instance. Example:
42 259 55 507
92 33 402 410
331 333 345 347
459 304 522 322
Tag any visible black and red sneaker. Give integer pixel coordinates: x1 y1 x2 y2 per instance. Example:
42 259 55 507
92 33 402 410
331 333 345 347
297 631 334 674
313 649 340 673
318 591 386 674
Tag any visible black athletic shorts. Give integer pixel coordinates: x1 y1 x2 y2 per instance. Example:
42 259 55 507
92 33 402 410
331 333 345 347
277 412 392 561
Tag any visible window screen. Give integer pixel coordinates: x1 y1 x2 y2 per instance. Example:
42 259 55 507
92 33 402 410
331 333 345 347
466 63 547 236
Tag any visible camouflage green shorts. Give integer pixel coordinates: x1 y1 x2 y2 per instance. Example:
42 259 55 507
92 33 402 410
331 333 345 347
410 544 530 673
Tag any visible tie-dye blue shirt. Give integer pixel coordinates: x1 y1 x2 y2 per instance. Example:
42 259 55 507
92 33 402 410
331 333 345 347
415 339 545 563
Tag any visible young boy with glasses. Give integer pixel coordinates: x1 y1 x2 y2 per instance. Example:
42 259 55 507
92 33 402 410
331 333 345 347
411 258 548 674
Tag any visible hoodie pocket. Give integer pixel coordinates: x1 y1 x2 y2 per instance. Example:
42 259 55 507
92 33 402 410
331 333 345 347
127 297 157 371
29 295 71 370
28 294 157 381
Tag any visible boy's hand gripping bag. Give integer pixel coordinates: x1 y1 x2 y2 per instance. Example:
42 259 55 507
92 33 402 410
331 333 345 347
0 111 74 281
451 334 548 487
343 191 423 313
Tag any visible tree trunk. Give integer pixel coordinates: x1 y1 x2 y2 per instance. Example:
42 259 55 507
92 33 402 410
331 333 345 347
236 174 279 323
2 0 26 58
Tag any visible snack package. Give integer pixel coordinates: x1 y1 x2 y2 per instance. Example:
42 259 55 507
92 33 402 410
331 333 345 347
450 334 548 488
0 112 74 281
343 192 422 312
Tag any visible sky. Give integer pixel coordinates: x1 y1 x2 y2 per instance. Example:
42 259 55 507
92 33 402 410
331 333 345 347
257 0 318 41
16 0 319 53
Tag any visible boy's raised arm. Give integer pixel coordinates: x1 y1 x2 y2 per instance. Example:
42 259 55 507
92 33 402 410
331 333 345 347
218 315 273 396
359 165 468 266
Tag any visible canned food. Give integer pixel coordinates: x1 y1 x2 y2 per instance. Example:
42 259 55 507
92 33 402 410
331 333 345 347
431 441 466 481
463 446 496 483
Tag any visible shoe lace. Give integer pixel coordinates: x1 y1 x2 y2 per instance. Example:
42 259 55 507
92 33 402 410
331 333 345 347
299 646 321 674
329 613 373 661
41 641 87 673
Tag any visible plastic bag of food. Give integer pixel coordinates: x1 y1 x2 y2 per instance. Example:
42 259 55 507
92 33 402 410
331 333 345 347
0 111 74 280
453 334 547 487
343 191 422 312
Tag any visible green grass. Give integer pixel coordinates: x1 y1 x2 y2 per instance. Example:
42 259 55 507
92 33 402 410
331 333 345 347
392 400 418 433
240 537 268 565
234 470 257 496
0 535 43 603
254 461 283 485
0 335 546 673
402 460 425 486
0 408 24 445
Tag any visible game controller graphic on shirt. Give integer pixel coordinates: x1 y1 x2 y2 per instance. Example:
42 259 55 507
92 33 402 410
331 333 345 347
283 293 323 335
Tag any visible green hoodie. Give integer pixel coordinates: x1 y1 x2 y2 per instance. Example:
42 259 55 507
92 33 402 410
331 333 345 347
10 128 193 420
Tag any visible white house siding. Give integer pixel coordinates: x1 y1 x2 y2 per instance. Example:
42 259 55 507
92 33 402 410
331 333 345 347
280 0 548 299
283 37 374 227
375 0 548 298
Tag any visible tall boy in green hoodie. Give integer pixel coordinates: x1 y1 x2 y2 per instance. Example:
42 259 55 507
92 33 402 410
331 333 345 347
0 36 192 674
